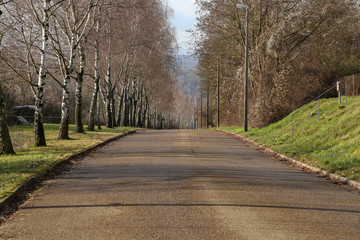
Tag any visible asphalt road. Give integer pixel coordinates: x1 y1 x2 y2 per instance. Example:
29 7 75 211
0 130 359 240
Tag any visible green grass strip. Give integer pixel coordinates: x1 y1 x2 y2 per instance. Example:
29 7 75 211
0 124 134 200
220 96 360 182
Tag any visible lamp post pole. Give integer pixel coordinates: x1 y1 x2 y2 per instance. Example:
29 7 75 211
237 3 249 132
194 105 196 129
217 61 220 127
207 88 209 128
197 97 199 129
200 92 203 129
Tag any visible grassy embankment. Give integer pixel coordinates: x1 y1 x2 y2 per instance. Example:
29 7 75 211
0 124 134 200
220 96 360 182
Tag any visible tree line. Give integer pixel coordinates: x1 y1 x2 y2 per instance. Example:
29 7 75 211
0 0 179 154
193 0 360 127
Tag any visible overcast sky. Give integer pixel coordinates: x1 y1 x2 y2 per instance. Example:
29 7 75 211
168 0 197 55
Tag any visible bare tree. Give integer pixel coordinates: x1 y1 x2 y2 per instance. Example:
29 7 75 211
87 5 100 131
74 38 86 133
49 0 95 139
30 0 65 146
32 0 51 146
0 0 179 141
0 0 15 155
193 0 360 127
0 0 65 146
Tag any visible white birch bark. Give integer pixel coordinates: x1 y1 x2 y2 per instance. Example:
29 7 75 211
34 0 50 146
105 58 112 128
104 6 113 128
87 11 100 131
56 0 93 139
116 90 124 126
123 82 130 126
96 90 101 130
75 39 85 133
58 34 76 139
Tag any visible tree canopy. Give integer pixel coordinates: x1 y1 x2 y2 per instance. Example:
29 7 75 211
193 0 360 127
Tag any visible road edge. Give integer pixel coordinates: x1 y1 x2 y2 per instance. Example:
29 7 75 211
0 129 138 224
217 129 360 192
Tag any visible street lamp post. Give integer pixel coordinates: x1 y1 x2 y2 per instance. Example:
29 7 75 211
194 105 196 129
207 88 209 128
237 3 249 132
200 92 203 129
217 60 220 128
197 98 199 129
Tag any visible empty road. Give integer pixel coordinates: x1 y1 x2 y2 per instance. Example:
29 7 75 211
0 130 359 239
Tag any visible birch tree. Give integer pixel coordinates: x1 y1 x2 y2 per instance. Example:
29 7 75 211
32 0 50 146
74 38 86 133
74 0 103 133
30 0 62 146
87 6 100 131
0 0 64 146
50 0 94 139
98 0 137 128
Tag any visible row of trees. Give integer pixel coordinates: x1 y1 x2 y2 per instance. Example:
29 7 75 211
0 0 179 154
193 0 360 127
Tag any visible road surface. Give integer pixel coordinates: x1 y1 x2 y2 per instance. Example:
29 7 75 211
0 130 359 239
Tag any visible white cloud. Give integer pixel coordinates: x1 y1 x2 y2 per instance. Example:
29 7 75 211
168 0 197 54
177 29 191 46
168 0 196 18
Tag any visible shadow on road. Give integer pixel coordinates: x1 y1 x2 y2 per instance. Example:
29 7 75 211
22 203 360 214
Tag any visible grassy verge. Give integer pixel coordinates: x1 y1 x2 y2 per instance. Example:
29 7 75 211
220 96 360 182
0 124 134 200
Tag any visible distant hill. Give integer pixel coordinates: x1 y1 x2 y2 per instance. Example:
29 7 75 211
176 55 199 96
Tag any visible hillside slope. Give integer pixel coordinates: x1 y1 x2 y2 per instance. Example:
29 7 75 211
222 96 360 181
176 55 199 96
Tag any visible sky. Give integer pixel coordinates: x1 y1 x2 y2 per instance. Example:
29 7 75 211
168 0 197 55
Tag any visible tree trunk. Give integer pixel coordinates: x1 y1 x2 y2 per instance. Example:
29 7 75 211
96 93 102 130
160 114 164 129
143 95 148 128
87 71 99 131
58 73 71 139
104 58 113 128
58 34 76 140
87 11 100 131
123 86 130 126
75 79 84 133
75 41 85 133
129 96 133 127
34 0 50 147
154 108 157 129
146 107 150 129
34 93 46 146
105 95 112 128
132 96 137 127
137 89 143 127
116 91 124 127
0 84 15 155
111 94 116 127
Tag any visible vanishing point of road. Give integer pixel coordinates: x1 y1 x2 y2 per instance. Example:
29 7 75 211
0 130 359 239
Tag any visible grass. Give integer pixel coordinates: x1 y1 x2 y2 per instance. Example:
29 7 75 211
0 124 134 200
220 96 360 182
